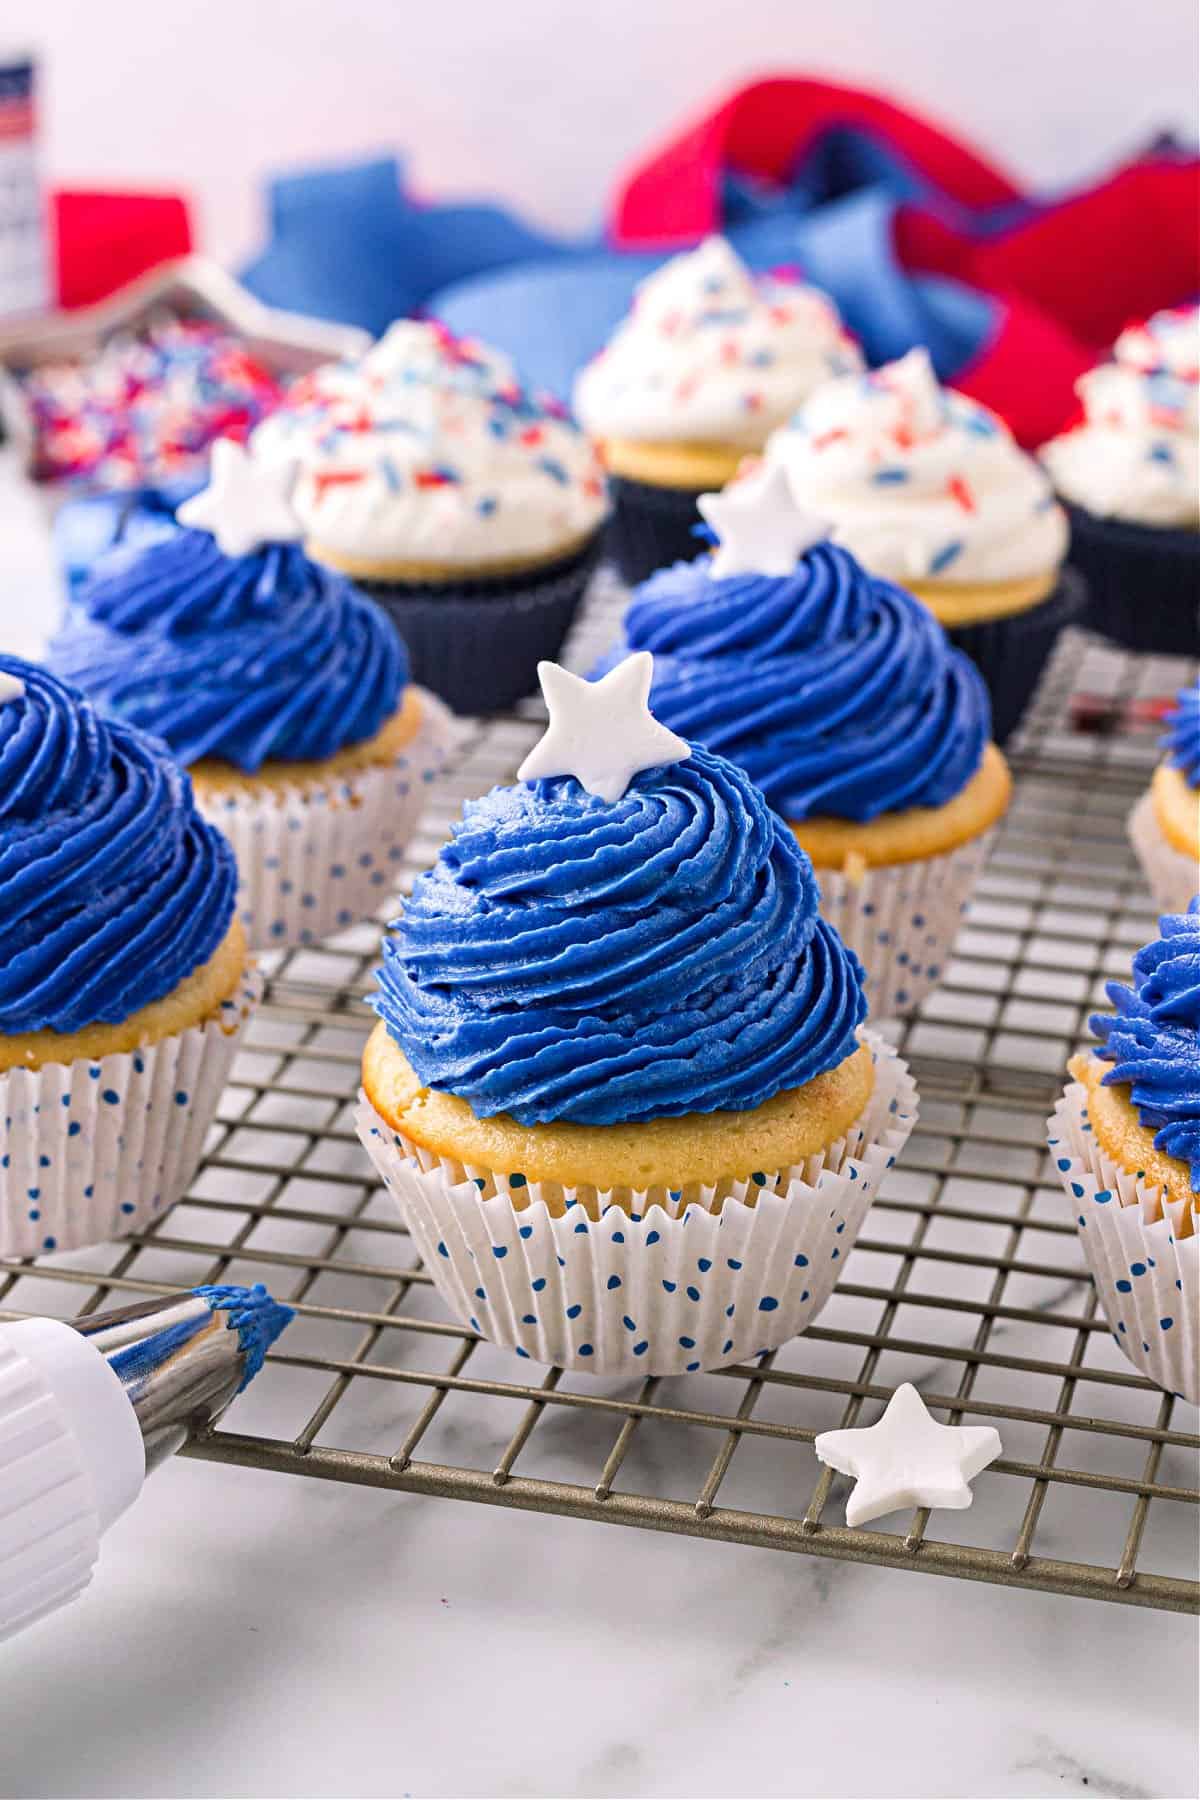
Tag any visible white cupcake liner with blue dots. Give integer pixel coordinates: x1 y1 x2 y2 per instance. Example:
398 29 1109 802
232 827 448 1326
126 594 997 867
1127 789 1198 920
356 1034 917 1377
199 690 454 954
0 967 263 1259
811 829 994 1020
1048 1081 1198 1405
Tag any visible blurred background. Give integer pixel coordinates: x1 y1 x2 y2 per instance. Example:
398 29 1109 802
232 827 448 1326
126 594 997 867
12 0 1200 265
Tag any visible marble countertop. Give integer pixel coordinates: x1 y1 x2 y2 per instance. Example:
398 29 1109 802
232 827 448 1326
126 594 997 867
0 452 1197 1800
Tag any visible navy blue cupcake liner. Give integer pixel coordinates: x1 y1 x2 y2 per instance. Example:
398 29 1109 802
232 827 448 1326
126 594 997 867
606 474 707 585
1064 504 1199 656
360 535 603 716
943 568 1088 745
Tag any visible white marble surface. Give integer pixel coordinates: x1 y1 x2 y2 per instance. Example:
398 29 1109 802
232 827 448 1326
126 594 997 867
0 452 1197 1800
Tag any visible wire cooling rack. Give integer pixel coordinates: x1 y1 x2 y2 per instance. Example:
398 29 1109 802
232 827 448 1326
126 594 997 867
2 580 1197 1614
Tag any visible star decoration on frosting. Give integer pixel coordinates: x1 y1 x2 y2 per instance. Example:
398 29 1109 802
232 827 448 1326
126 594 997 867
698 464 830 579
0 671 25 707
177 438 304 556
814 1383 1001 1529
517 654 690 804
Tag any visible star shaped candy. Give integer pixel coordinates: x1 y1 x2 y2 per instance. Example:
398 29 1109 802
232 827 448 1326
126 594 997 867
177 438 304 557
0 671 25 707
517 653 690 804
697 463 830 579
814 1383 1001 1529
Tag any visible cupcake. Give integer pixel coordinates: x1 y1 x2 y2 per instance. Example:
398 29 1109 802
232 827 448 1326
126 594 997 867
356 653 917 1376
761 348 1079 742
1040 306 1199 655
1129 681 1200 916
47 440 448 953
1047 901 1198 1402
0 657 261 1257
573 236 862 585
596 471 1011 1018
250 320 608 715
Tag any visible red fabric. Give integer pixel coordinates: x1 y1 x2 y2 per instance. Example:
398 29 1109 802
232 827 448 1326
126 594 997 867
52 191 192 309
613 76 1021 244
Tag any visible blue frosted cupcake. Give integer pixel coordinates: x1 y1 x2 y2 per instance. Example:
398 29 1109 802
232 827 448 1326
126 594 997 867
0 656 260 1257
48 441 449 951
356 656 918 1375
1049 900 1198 1401
597 479 1012 1017
1128 683 1200 918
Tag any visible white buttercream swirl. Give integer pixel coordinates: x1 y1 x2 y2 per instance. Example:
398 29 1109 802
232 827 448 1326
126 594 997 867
572 236 863 448
761 349 1068 586
1039 306 1199 528
250 320 608 570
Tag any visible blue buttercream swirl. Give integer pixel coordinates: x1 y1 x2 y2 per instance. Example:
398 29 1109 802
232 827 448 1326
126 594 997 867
598 543 991 821
1164 682 1200 788
47 528 407 772
1092 898 1200 1190
373 742 868 1126
0 657 238 1035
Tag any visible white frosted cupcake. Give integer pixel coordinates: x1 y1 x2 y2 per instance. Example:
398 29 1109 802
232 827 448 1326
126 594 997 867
251 320 609 713
1040 306 1199 653
573 236 862 582
47 442 448 952
761 348 1077 740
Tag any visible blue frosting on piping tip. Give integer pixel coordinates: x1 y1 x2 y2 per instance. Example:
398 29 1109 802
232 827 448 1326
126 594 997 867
193 1283 295 1389
1163 682 1200 789
47 529 407 772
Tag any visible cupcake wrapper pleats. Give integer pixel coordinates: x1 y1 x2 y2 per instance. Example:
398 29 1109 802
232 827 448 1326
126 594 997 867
355 1033 917 1377
0 967 263 1258
813 830 994 1019
944 569 1088 745
605 476 708 587
198 689 454 953
1047 1082 1198 1404
1064 505 1200 657
1127 789 1199 918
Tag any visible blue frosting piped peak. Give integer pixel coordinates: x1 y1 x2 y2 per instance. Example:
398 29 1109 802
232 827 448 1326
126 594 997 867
0 657 237 1035
1164 682 1200 788
373 740 868 1126
48 528 407 772
597 542 991 822
1092 898 1200 1190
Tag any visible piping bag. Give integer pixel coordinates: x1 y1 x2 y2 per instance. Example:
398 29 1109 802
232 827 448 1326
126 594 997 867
0 1282 293 1642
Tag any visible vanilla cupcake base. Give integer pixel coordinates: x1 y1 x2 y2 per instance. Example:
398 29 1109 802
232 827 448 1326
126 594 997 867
0 964 262 1258
356 1034 916 1376
194 690 453 952
1128 789 1198 917
1048 1081 1198 1403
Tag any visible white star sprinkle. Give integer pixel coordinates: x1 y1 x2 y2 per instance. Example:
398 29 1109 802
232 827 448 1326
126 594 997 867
698 463 830 578
0 672 25 707
177 438 304 557
814 1383 1001 1528
517 654 690 804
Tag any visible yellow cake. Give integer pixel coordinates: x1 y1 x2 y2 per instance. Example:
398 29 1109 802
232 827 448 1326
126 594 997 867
1069 1051 1196 1218
190 691 425 802
790 742 1012 873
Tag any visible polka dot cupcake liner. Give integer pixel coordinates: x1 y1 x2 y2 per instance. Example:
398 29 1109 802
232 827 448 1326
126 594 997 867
1127 789 1198 919
1047 1082 1198 1404
199 689 454 954
0 967 263 1260
813 829 995 1020
356 1033 917 1377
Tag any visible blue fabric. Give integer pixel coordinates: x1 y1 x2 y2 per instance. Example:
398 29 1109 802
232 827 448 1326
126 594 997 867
373 742 867 1126
596 543 990 822
48 531 407 772
1092 899 1200 1190
0 656 237 1034
238 138 1007 403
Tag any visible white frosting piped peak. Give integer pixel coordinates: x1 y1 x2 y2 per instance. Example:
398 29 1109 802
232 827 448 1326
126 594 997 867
573 236 863 448
517 654 690 804
251 320 608 571
762 352 1068 587
1039 305 1199 527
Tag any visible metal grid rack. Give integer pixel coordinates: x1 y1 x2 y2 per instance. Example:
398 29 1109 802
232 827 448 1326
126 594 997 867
2 587 1197 1614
